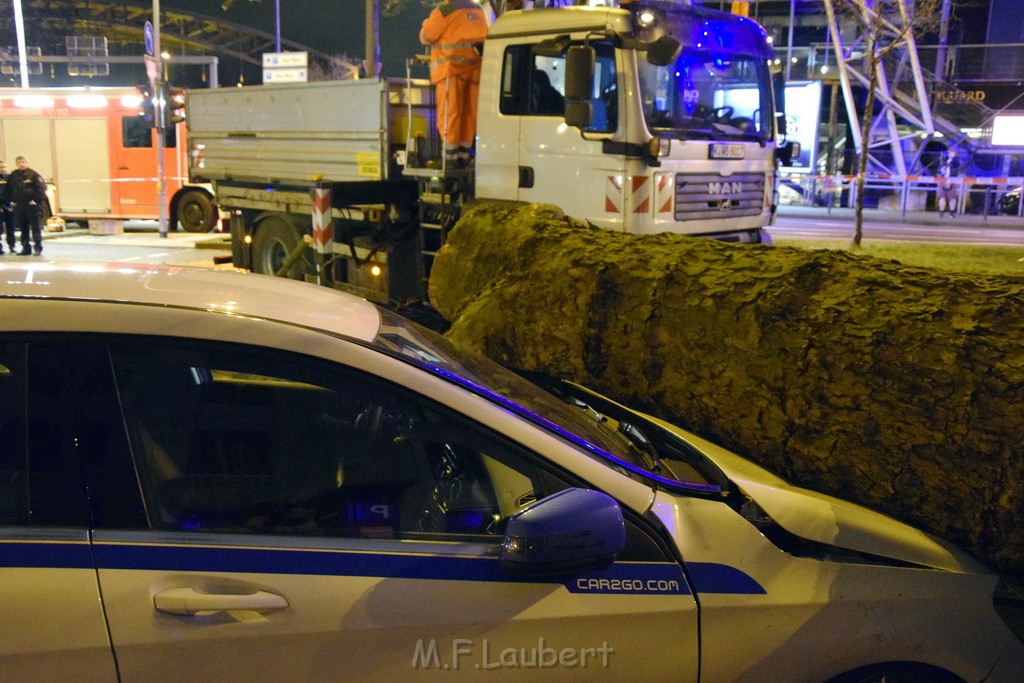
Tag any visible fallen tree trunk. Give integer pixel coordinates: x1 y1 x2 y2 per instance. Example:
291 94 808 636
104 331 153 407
429 203 1024 575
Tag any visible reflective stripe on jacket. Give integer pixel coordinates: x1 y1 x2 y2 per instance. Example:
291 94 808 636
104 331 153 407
420 0 489 83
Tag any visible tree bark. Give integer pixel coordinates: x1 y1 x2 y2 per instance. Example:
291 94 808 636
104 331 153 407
429 203 1024 575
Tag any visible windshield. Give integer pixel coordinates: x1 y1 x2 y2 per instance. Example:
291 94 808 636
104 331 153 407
640 49 772 141
370 309 717 490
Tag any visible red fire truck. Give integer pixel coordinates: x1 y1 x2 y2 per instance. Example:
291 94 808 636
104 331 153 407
0 86 216 232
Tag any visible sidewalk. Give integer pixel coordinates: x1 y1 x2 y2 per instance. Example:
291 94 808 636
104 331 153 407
777 204 1024 230
40 224 231 250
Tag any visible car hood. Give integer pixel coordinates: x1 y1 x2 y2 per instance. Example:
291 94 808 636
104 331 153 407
648 418 989 575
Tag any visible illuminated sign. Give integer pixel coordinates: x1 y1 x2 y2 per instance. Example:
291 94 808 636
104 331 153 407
780 80 822 173
991 115 1024 146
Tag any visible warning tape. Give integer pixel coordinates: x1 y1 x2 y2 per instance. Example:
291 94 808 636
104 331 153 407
781 173 1024 185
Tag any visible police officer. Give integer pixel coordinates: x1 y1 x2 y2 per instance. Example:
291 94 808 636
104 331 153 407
0 161 13 255
9 155 46 255
420 0 489 166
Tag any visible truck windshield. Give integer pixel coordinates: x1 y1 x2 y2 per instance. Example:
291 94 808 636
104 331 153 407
639 49 771 142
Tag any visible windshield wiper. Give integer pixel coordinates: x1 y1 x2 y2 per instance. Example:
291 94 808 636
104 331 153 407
618 421 663 474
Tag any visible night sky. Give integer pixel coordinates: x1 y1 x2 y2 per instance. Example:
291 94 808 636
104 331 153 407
164 0 432 80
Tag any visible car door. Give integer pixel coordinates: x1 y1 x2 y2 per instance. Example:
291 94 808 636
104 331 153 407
91 338 699 682
514 42 627 231
0 338 118 681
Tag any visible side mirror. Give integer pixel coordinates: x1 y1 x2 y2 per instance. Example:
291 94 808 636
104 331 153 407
646 35 681 67
563 46 596 130
564 100 593 129
500 488 625 577
777 140 800 166
564 45 594 101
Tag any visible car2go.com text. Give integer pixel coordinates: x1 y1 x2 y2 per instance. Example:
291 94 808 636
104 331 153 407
412 637 614 671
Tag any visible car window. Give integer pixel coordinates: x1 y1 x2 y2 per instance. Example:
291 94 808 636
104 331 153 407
0 344 28 525
0 340 91 527
109 342 551 540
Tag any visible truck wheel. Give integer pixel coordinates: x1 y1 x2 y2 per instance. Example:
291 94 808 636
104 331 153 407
176 189 216 233
252 215 312 280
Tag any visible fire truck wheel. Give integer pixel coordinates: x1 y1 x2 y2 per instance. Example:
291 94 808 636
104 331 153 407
251 215 312 281
176 190 217 233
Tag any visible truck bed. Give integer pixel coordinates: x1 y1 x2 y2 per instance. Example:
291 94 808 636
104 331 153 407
186 78 434 186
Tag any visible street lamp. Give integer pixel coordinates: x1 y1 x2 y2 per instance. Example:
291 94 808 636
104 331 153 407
12 0 29 87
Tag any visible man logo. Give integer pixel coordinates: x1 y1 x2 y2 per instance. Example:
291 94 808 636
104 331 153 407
708 181 743 195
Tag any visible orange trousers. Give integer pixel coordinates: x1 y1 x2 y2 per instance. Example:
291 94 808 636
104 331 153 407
436 71 480 156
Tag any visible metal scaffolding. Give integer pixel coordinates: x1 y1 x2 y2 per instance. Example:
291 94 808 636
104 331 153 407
822 0 939 176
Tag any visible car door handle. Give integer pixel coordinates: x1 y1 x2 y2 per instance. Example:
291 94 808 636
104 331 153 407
518 166 535 188
153 587 289 616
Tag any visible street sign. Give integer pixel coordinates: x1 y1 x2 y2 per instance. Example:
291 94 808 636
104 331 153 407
144 21 154 56
262 51 307 68
263 67 308 83
263 51 308 83
144 54 160 92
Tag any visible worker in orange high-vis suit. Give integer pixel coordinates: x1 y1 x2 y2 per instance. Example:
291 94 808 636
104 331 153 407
419 0 490 166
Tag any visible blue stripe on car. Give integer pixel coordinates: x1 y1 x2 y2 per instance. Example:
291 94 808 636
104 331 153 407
0 541 765 595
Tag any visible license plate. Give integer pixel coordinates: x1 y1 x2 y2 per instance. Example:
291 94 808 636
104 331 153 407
709 144 745 160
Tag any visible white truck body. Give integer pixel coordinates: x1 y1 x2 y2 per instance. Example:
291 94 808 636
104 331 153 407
187 3 785 302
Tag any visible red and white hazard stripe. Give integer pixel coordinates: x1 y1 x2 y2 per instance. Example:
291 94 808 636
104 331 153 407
630 175 650 214
655 173 673 214
605 175 623 213
311 187 333 254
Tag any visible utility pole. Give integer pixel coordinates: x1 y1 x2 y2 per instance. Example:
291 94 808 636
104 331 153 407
154 0 168 237
935 0 953 82
365 0 380 78
275 0 281 52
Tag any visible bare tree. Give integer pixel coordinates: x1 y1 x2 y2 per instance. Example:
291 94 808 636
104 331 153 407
824 0 941 247
307 55 362 82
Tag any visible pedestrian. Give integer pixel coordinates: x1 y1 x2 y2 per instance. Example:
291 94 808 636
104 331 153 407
0 161 13 255
8 155 47 255
937 148 960 218
420 0 490 167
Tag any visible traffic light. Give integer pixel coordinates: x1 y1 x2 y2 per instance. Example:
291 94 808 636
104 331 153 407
136 84 156 126
162 83 186 128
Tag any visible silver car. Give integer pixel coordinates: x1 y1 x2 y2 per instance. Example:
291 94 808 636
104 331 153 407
0 261 1021 682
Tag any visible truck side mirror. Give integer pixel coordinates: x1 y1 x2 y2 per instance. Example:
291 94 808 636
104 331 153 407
777 140 800 166
564 45 594 100
646 35 681 67
564 45 595 128
564 100 593 129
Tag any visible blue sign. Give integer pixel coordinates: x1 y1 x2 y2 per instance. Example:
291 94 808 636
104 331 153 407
144 21 154 56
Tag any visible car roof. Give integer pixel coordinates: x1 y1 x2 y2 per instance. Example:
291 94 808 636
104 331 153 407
0 262 382 341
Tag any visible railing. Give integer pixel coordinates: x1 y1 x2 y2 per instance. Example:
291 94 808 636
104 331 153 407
777 43 1024 86
779 172 1024 218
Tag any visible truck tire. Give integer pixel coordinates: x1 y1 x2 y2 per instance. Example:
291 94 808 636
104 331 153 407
252 214 312 280
175 189 217 233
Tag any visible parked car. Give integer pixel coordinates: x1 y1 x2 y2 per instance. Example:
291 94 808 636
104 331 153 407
999 185 1021 215
1 261 1022 682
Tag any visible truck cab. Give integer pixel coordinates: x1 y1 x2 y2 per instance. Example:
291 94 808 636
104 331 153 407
475 4 780 242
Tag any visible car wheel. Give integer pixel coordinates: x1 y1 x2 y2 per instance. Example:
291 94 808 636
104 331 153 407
251 214 312 280
827 663 962 683
175 189 216 233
